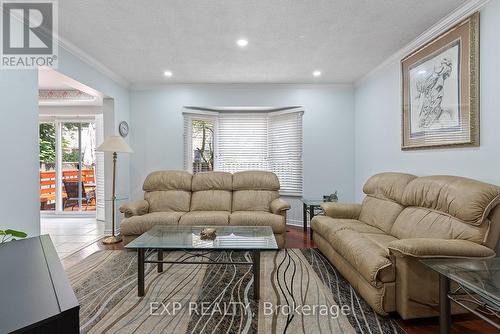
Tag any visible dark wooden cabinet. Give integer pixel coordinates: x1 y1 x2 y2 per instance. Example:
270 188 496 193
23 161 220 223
0 235 79 334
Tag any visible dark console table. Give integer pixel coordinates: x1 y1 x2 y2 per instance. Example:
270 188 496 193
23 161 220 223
0 235 79 334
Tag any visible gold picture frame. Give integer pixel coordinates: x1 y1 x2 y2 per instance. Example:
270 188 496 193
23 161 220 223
401 13 479 150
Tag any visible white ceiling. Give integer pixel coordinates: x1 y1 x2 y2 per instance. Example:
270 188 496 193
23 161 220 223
58 0 468 85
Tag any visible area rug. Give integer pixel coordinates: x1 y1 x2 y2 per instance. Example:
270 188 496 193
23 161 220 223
66 249 404 334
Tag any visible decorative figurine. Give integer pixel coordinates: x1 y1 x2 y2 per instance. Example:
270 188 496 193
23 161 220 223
200 227 217 240
323 191 338 202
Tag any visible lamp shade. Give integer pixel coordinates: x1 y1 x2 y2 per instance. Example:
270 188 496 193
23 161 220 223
96 136 133 153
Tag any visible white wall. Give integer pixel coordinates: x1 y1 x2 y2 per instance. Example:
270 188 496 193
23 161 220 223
354 0 500 201
0 71 40 236
0 47 130 236
130 84 355 224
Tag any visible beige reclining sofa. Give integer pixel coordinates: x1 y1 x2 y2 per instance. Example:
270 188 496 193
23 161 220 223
119 170 290 248
311 172 500 319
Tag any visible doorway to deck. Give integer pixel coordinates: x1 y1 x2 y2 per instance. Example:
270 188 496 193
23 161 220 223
38 67 109 258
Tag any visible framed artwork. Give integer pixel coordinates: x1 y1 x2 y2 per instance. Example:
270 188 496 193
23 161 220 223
401 13 479 150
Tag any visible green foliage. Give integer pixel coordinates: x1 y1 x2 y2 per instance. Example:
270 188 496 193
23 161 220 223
0 229 28 243
39 122 83 164
39 123 56 163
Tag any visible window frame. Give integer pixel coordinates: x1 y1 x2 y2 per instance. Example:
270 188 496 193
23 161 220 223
183 111 218 173
183 107 304 196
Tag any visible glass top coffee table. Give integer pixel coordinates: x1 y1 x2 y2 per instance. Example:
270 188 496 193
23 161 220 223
421 258 500 333
125 225 278 298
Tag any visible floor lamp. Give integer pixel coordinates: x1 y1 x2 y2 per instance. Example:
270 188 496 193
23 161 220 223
96 136 133 244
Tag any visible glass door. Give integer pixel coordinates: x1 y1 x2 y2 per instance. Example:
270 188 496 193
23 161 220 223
39 122 56 211
39 120 96 213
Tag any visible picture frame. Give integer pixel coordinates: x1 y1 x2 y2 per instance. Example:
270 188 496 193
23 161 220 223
401 13 479 150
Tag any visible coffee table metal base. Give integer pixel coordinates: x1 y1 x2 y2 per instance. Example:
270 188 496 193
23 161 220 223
136 249 260 299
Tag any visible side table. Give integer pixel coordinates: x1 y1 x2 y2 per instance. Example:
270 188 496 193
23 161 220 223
301 199 325 239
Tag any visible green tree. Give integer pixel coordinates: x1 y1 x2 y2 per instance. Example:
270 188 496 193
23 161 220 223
39 123 56 163
192 120 214 170
39 122 83 164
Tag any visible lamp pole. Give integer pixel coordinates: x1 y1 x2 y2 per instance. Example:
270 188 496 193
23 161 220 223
103 151 121 244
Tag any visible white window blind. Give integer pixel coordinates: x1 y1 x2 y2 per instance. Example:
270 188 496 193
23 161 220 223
267 111 303 195
217 113 269 172
183 108 303 196
95 114 105 221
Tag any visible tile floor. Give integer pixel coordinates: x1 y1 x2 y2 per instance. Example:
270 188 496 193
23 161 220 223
40 216 104 259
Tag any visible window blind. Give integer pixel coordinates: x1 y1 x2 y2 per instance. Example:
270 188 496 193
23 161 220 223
267 111 303 195
217 113 269 172
95 114 105 221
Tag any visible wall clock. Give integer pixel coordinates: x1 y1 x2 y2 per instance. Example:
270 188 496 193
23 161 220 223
119 121 129 137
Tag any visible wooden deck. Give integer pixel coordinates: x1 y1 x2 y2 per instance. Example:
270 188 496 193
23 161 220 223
40 169 96 211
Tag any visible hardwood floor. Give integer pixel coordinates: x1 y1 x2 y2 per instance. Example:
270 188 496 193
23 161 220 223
62 225 496 334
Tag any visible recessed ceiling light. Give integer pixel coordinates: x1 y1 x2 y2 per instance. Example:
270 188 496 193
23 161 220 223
313 70 322 77
164 71 173 77
236 39 248 47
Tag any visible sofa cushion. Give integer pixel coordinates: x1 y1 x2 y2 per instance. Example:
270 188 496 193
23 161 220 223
191 172 233 211
120 212 184 236
179 211 230 226
192 171 232 191
311 216 386 236
363 172 417 203
362 233 398 255
232 170 280 191
390 207 490 244
191 190 232 211
402 175 500 226
359 196 404 233
143 170 192 191
145 190 191 212
232 171 280 212
232 190 279 212
328 229 395 285
230 211 285 234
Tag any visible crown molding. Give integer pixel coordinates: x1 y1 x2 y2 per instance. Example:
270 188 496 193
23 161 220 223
57 36 130 88
354 0 490 87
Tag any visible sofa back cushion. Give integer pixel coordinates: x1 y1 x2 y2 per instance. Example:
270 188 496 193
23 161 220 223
359 172 416 233
390 175 500 244
232 171 280 212
143 170 192 212
190 172 233 211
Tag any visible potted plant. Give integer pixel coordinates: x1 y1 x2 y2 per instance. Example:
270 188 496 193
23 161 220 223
0 229 27 243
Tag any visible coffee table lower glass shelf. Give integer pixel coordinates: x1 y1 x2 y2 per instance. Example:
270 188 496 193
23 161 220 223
125 225 278 298
421 258 500 334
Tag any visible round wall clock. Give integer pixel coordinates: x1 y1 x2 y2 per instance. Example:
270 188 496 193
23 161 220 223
119 121 129 137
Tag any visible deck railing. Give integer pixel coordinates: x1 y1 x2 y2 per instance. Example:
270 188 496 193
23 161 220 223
40 169 95 209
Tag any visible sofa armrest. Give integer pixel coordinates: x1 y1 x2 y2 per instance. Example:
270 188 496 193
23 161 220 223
119 200 149 218
387 238 495 259
270 198 291 214
320 202 361 219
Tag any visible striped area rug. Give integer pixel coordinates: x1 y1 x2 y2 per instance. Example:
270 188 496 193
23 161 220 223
66 249 404 334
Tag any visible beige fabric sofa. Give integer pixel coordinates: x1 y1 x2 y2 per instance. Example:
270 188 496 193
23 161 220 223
311 172 500 319
119 170 290 248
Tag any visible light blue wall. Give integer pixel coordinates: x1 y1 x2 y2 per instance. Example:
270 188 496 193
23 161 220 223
129 84 355 203
354 0 500 201
0 70 39 236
